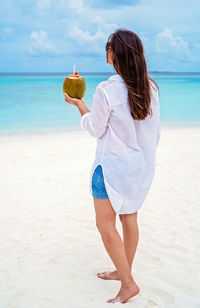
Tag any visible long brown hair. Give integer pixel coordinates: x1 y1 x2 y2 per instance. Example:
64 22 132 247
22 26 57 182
106 29 159 120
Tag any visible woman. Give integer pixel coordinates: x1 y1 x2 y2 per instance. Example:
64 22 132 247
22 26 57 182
64 28 161 304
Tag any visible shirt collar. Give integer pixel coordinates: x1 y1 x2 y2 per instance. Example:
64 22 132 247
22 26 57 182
108 74 123 81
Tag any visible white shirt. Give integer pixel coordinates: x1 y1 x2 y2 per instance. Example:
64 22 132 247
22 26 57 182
80 74 161 214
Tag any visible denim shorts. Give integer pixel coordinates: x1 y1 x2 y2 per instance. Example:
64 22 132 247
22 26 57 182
92 165 109 199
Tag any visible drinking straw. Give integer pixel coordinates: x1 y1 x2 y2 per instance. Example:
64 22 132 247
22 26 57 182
77 64 83 73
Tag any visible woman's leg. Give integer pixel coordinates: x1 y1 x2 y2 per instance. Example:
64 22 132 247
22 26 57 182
120 212 139 270
97 212 139 280
93 197 140 303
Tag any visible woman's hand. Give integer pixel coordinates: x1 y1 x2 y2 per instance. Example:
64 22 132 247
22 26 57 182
64 92 83 107
64 92 90 116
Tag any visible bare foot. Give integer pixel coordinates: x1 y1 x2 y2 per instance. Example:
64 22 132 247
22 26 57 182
96 270 120 280
107 281 140 303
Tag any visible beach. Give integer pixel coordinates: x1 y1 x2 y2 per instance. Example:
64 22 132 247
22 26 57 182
0 126 200 308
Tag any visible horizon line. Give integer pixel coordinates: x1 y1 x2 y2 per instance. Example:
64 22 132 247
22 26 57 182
0 71 200 74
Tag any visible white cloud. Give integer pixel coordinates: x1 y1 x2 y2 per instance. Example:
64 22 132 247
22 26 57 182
66 27 104 56
28 30 61 56
1 0 200 71
91 16 105 25
140 28 197 71
68 0 83 13
154 27 190 59
71 27 105 43
90 16 117 31
66 18 118 56
37 0 51 10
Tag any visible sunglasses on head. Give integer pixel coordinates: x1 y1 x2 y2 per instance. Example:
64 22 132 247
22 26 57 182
105 41 111 51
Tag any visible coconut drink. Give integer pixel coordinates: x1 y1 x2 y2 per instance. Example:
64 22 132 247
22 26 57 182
63 65 86 99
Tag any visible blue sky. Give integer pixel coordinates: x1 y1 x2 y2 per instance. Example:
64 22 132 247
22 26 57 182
0 0 199 72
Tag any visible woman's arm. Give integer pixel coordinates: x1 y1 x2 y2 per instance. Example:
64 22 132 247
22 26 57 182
64 85 111 139
77 100 90 116
79 86 111 139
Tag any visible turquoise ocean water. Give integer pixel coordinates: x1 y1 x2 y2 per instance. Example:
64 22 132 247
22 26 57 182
0 72 200 135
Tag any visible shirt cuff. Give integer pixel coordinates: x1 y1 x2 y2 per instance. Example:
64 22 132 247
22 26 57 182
80 112 90 129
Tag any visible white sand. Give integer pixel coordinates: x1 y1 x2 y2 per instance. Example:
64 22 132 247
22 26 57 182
0 126 200 308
